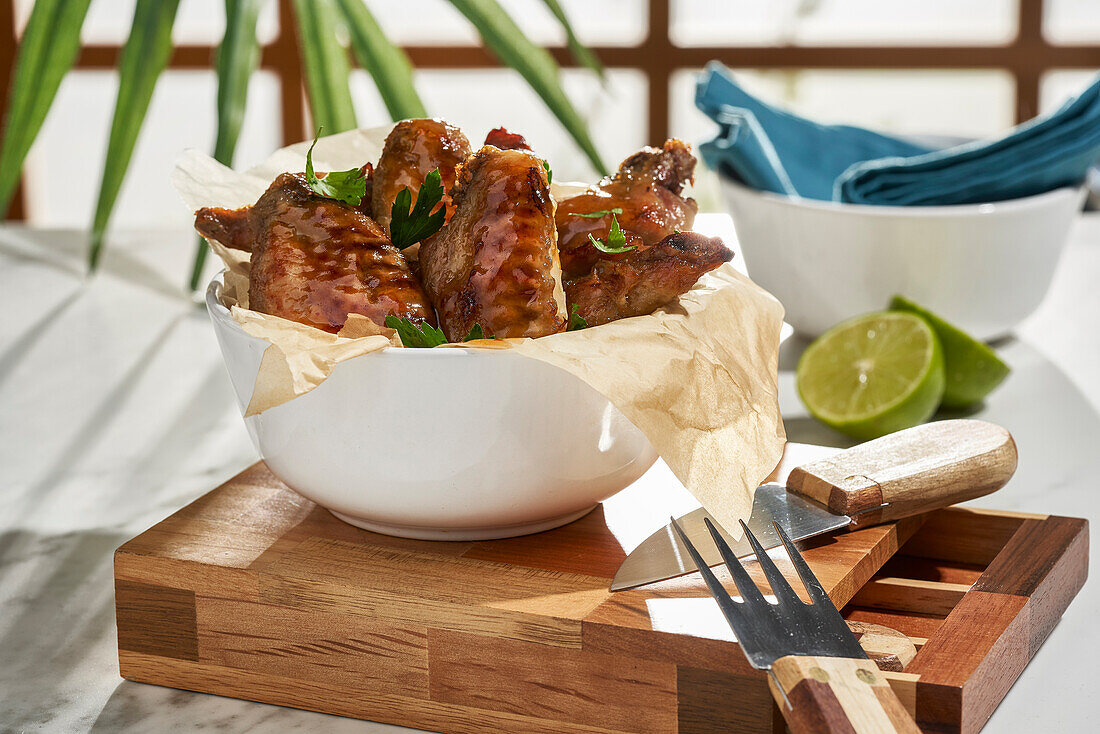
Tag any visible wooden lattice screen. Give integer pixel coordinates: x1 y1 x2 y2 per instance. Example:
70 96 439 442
3 0 1099 220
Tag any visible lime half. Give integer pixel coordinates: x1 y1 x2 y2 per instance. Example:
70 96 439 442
889 296 1010 408
797 312 945 440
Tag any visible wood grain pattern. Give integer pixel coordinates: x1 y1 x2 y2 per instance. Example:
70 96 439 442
676 665 778 734
851 577 971 616
115 580 198 661
428 628 677 732
787 420 1017 527
900 507 1030 566
114 461 1087 733
770 655 921 733
846 621 917 673
196 596 429 696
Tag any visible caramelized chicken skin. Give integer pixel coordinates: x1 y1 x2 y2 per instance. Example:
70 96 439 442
195 172 434 333
371 118 471 234
419 146 567 341
484 126 532 152
195 163 375 252
195 206 254 252
556 139 699 279
565 231 733 326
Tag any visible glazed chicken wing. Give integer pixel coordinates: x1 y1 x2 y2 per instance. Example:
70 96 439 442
371 118 471 234
195 172 434 333
556 139 699 279
418 146 567 341
565 231 733 326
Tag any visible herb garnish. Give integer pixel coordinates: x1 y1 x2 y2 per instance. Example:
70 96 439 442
567 304 588 331
542 159 553 183
462 324 492 341
385 315 448 348
572 207 622 219
304 132 367 206
385 316 493 347
389 169 446 249
587 213 635 254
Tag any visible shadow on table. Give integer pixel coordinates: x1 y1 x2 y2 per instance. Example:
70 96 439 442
0 230 200 303
91 681 417 733
0 529 128 731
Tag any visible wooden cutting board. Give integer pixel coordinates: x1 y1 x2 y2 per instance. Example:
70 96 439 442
114 461 1087 734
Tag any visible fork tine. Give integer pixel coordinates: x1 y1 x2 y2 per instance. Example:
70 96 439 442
701 517 768 605
738 520 802 605
772 521 830 605
668 516 747 626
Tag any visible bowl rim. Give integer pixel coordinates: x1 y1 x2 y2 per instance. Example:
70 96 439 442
718 175 1084 217
205 270 490 358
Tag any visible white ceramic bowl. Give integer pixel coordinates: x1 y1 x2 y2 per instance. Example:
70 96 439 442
720 178 1086 340
206 273 657 540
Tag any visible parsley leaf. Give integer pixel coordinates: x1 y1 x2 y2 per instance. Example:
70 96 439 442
385 315 448 348
567 304 588 331
572 207 623 219
542 159 552 184
304 133 366 206
462 324 493 341
389 168 446 249
587 213 635 254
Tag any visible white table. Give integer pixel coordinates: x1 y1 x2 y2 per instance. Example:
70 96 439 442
1 214 1097 732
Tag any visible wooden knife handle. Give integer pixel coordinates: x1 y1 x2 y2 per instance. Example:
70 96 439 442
769 655 920 733
785 420 1017 528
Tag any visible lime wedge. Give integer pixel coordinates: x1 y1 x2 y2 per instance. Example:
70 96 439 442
889 295 1010 408
797 312 945 440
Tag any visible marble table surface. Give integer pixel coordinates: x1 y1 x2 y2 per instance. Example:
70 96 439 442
2 213 1097 732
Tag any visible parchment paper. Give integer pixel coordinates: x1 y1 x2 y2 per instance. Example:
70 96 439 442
172 126 786 533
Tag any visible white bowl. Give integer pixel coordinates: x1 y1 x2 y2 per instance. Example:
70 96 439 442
205 273 658 540
720 178 1086 340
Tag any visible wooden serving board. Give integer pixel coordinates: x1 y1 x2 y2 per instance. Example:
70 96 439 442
114 463 1086 733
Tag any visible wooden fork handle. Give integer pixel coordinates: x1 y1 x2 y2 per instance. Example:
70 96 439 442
786 419 1016 528
768 655 920 733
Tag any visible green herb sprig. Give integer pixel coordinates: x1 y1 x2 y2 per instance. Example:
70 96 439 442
385 316 493 347
587 213 635 254
542 159 553 184
385 315 447 348
389 168 446 249
567 304 588 331
304 132 367 206
572 207 622 219
463 324 492 341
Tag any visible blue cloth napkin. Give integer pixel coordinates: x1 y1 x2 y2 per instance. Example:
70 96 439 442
695 63 931 200
837 77 1100 205
696 62 1100 205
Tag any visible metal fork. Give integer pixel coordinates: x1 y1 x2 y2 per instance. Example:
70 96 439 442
670 516 920 734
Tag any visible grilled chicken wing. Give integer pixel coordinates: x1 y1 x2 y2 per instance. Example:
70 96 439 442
556 139 699 279
419 146 567 341
565 231 733 327
195 163 375 252
195 172 434 333
371 118 471 235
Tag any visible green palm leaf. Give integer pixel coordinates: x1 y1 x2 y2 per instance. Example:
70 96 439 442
89 0 181 272
335 0 426 121
539 0 605 81
0 0 92 216
291 0 357 134
189 0 264 291
448 0 606 176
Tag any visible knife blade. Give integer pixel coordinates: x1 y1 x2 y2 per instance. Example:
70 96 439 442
611 484 850 591
611 419 1018 592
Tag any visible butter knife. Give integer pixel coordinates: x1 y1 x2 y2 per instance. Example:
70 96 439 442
611 420 1017 592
